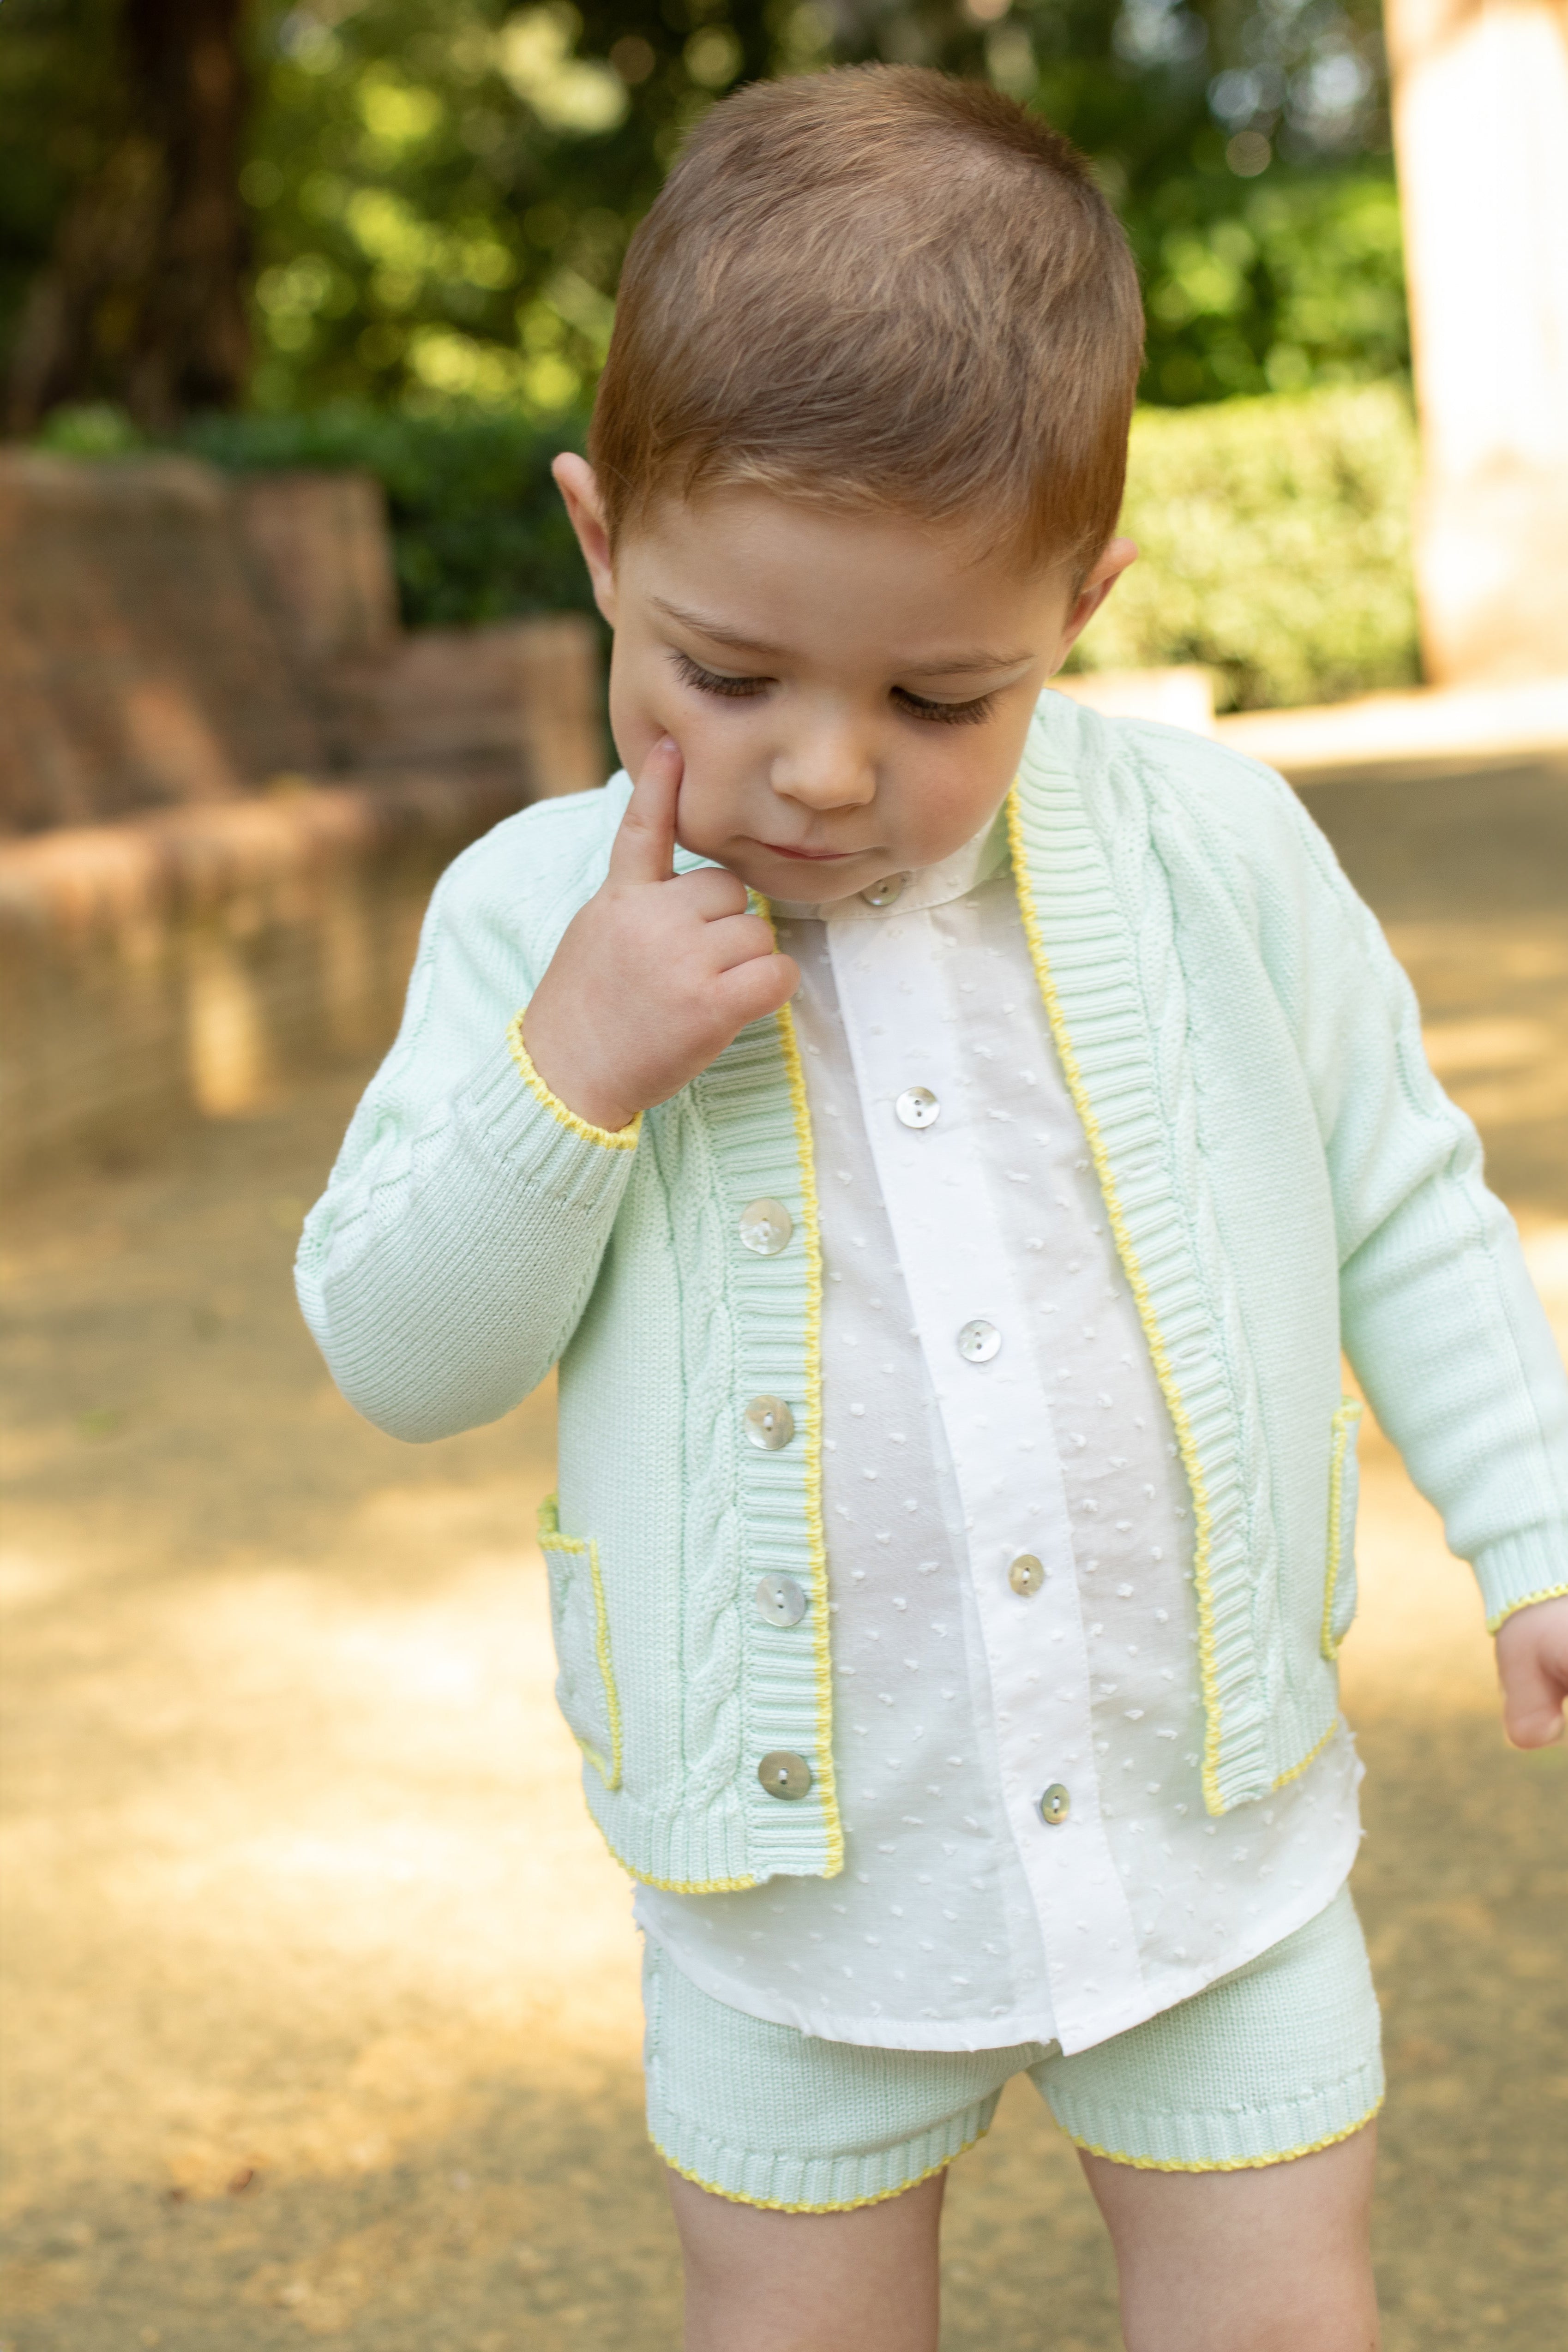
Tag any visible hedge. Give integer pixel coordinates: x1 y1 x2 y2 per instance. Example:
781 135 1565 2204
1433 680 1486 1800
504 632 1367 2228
1072 383 1419 710
177 406 596 632
38 383 1420 709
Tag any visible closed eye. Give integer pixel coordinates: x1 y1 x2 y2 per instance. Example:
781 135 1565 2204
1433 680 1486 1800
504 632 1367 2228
893 687 997 726
673 649 997 725
671 650 769 700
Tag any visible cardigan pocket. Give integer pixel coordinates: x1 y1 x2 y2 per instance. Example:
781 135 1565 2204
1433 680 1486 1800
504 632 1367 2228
538 1495 622 1788
1320 1399 1364 1660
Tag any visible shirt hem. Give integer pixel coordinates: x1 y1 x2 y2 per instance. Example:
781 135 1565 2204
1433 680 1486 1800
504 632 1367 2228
635 1810 1361 2058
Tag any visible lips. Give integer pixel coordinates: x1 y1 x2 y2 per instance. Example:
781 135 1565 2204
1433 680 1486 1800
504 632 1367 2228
756 841 867 862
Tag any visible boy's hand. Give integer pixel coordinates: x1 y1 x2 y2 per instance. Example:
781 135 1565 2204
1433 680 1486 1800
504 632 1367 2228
520 737 799 1134
1495 1593 1568 1747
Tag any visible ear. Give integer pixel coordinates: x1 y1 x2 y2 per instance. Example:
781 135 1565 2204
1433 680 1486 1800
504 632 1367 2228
1051 536 1137 671
552 453 618 626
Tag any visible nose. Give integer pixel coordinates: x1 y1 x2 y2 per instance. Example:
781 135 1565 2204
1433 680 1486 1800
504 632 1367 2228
769 723 877 812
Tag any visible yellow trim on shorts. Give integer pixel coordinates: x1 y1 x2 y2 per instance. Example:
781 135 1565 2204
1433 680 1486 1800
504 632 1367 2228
1064 2093 1382 2174
654 2130 986 2213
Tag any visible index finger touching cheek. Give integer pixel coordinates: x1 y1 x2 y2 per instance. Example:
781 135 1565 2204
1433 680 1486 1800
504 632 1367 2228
607 735 683 886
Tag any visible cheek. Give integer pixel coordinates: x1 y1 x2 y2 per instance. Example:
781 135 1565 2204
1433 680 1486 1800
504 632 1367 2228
605 647 670 776
897 733 1018 858
606 649 751 848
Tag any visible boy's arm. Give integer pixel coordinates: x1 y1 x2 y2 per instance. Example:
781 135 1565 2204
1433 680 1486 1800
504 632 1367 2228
297 741 798 1444
1194 757 1568 1699
295 821 639 1443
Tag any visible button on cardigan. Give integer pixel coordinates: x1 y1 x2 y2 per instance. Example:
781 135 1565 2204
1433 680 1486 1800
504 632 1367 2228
296 692 1568 1964
636 827 1360 2055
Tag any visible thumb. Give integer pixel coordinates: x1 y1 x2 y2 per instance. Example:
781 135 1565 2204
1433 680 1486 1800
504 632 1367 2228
607 736 682 885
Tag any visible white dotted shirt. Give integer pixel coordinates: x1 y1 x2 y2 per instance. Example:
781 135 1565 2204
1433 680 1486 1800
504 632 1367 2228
635 818 1362 2056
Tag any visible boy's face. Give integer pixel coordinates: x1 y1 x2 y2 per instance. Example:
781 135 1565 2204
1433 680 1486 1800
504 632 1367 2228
556 458 1133 904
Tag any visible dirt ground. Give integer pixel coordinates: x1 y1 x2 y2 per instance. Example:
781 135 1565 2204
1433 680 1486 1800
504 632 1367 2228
2 759 1566 2350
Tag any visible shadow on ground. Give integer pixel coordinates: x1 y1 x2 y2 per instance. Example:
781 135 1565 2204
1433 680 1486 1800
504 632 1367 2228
2 762 1565 2348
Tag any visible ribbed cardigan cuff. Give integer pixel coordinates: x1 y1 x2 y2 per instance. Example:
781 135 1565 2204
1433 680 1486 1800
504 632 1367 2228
470 1032 640 1216
1472 1527 1568 1632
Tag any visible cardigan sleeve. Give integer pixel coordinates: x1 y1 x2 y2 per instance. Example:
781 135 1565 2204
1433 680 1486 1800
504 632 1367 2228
295 814 637 1443
1206 756 1568 1630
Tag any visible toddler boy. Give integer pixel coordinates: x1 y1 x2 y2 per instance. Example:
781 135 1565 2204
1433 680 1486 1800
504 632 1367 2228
299 66 1568 2352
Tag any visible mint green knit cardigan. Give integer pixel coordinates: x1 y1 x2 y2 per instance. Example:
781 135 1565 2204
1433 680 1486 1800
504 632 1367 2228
297 691 1568 1893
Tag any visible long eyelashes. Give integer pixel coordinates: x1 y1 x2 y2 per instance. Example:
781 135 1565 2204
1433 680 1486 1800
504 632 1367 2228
669 650 996 727
891 687 997 727
671 651 768 700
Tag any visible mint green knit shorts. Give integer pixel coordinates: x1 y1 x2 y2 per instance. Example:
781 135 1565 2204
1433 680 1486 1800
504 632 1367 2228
643 1884 1382 2211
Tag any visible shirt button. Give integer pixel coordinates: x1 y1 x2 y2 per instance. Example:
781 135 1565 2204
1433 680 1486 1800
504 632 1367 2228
755 1572 807 1627
1009 1553 1045 1596
738 1198 793 1256
744 1396 795 1450
957 1319 1001 1362
758 1751 814 1800
895 1086 940 1129
860 873 907 908
1038 1783 1071 1827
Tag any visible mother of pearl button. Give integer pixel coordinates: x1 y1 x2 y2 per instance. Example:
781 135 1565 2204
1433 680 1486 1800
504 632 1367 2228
744 1395 795 1450
758 1750 814 1800
895 1086 940 1129
957 1319 1001 1362
755 1572 807 1626
738 1198 793 1256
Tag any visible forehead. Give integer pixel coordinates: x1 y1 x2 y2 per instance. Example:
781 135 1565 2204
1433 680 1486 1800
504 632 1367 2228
616 489 1069 657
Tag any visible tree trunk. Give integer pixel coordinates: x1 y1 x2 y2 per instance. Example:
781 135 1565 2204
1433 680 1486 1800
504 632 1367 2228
5 0 251 434
1385 0 1568 684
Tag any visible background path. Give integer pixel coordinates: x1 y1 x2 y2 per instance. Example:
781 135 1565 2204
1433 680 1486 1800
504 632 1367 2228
2 760 1565 2349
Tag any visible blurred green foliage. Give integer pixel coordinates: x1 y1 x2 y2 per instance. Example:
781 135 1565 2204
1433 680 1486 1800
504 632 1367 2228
40 380 1419 708
3 0 1405 420
180 404 593 624
1069 381 1419 708
12 0 1418 707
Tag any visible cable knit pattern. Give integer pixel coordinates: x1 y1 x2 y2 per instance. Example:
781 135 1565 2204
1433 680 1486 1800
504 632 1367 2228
298 696 1568 1883
647 1089 745 1821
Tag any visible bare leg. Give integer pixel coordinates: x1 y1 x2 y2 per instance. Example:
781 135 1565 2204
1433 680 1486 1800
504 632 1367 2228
665 2163 946 2352
1080 2121 1380 2352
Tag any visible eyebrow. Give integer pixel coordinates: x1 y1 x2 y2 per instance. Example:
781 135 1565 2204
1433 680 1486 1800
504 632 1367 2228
652 597 1032 677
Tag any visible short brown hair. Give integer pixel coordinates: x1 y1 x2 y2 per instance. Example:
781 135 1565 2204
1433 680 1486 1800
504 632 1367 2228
589 66 1144 574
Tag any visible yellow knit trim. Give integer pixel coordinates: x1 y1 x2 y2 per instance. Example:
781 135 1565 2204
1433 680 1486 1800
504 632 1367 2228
536 1504 756 1886
1486 1581 1568 1636
505 1010 642 1150
759 899 844 1879
537 1495 623 1790
655 2125 984 2212
1065 2094 1381 2174
1271 1710 1341 1792
619 1860 760 1893
1005 790 1228 1818
1320 1397 1364 1661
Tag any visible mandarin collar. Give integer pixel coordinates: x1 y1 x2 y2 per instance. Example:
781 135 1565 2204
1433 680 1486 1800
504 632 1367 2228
769 800 1012 921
